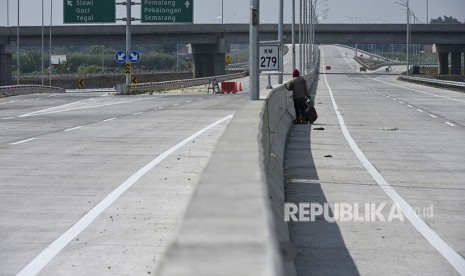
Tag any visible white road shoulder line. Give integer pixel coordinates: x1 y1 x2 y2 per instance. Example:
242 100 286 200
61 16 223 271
321 50 465 276
373 77 465 104
17 114 234 276
64 126 84 132
11 138 37 145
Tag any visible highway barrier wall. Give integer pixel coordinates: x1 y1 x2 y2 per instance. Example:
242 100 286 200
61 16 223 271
398 75 465 91
156 72 317 276
261 71 317 275
0 85 65 98
124 72 248 95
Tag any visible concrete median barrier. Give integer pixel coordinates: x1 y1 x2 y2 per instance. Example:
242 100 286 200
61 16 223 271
0 85 65 98
156 71 317 276
125 72 248 95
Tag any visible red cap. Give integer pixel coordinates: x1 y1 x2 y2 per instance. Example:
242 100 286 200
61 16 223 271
292 69 300 78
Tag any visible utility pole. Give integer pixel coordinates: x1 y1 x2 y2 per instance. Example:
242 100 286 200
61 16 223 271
278 0 283 84
7 0 9 27
41 0 44 86
300 0 308 72
406 0 410 76
426 0 429 24
250 0 259 100
292 0 296 71
49 0 53 86
125 0 132 86
308 0 315 68
16 0 20 85
299 0 303 73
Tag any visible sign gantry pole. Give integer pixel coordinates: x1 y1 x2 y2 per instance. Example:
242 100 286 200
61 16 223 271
250 0 259 100
292 0 296 71
278 0 283 84
125 0 131 86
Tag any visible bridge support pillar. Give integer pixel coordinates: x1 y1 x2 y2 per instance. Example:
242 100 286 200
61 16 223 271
191 38 229 78
451 52 462 75
436 44 465 75
437 52 449 75
0 43 14 86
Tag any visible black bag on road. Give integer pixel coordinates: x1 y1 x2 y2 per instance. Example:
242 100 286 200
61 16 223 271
305 106 318 124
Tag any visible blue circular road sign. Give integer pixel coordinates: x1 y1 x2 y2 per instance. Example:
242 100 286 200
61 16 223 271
115 50 127 64
128 50 141 64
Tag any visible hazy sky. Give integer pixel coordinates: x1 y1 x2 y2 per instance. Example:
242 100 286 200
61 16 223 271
1 0 464 26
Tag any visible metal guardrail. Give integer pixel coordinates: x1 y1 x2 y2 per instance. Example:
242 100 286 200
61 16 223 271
13 70 194 79
399 75 465 91
335 44 394 62
127 71 248 94
0 85 66 97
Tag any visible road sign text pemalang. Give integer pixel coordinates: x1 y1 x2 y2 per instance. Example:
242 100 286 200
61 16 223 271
142 0 193 23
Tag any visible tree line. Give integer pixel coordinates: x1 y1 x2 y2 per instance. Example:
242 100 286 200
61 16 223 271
430 15 463 24
12 44 191 75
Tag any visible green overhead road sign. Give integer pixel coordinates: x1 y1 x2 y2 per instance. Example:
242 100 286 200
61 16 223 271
64 0 116 24
142 0 194 23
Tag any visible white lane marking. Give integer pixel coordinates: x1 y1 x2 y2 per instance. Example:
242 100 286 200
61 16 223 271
11 138 37 145
398 101 405 104
173 103 180 106
407 104 413 108
17 114 234 276
2 117 15 120
18 98 99 117
373 77 465 104
337 46 465 104
417 109 424 112
18 97 146 118
132 112 143 115
186 100 192 103
102 118 116 122
322 50 465 276
430 115 438 118
64 126 83 132
445 122 456 127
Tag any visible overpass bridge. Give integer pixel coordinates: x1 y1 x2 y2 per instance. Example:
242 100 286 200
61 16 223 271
1 23 465 85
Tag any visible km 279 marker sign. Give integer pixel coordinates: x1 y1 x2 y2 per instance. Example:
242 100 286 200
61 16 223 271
259 43 280 71
64 0 116 24
142 0 193 23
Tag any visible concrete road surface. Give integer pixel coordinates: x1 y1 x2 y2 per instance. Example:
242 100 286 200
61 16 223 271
0 41 300 275
285 45 465 275
0 92 246 275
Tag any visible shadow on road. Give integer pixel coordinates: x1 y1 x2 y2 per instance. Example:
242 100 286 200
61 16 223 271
284 125 360 276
